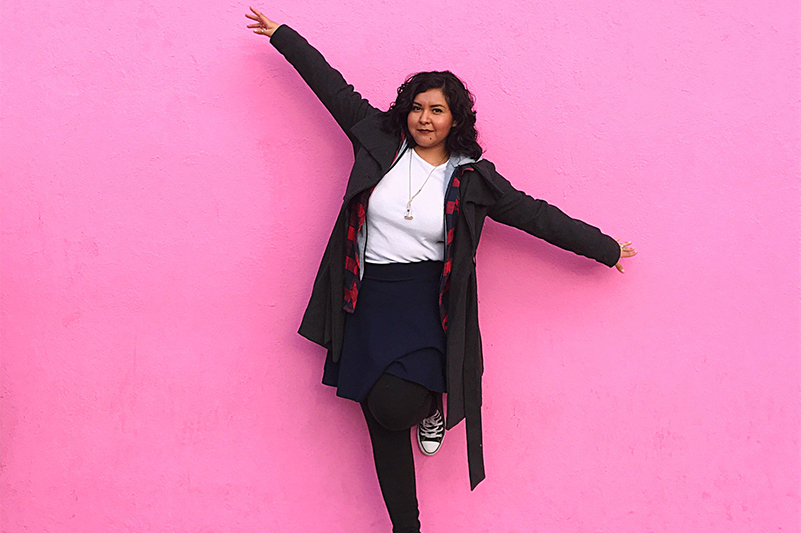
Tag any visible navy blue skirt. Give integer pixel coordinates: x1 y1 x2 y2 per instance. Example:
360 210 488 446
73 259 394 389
322 261 447 402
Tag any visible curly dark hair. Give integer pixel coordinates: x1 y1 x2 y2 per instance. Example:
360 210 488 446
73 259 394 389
383 71 483 160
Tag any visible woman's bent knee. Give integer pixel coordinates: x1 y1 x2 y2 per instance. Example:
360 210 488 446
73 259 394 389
366 374 432 431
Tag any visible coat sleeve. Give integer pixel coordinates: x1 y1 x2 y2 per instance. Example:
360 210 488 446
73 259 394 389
483 163 621 267
269 25 379 144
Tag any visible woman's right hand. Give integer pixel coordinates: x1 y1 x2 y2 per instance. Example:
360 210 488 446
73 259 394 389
246 7 280 37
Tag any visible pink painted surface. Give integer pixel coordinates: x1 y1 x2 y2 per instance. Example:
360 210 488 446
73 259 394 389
1 0 799 531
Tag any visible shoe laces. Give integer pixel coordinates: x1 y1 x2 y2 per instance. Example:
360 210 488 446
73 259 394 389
419 411 444 439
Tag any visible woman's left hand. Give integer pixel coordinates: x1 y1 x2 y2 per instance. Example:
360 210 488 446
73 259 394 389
614 239 637 273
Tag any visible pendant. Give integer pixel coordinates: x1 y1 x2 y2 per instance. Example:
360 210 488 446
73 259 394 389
405 204 413 220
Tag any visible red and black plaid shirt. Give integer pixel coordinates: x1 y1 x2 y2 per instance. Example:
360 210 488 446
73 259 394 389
342 186 374 314
438 165 472 331
342 155 473 334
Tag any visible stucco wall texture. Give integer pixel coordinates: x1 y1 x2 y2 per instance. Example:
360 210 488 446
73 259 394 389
1 0 799 532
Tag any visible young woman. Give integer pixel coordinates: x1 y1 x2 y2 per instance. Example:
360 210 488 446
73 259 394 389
246 8 637 532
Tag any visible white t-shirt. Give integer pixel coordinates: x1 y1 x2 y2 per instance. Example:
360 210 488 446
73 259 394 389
363 147 451 263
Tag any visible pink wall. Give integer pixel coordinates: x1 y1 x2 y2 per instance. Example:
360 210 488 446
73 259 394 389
2 0 799 531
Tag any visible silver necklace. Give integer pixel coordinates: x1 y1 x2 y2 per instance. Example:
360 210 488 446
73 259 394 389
405 150 449 220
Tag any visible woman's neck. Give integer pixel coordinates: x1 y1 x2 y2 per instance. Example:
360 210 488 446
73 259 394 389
413 145 449 166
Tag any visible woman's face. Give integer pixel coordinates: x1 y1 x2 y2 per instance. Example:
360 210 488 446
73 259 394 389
407 88 455 154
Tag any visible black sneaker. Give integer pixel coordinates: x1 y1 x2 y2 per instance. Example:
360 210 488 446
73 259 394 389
417 399 445 456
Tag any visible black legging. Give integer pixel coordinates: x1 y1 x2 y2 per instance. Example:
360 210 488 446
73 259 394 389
361 373 437 533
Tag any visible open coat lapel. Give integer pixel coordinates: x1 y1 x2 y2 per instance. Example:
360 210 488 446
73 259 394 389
343 114 400 203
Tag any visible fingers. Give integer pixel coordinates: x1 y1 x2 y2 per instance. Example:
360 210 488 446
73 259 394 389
246 7 277 36
246 7 267 25
615 238 637 256
246 11 265 23
249 6 274 25
614 238 636 272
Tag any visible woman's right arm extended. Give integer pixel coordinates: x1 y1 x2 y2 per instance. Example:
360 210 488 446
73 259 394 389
246 7 378 142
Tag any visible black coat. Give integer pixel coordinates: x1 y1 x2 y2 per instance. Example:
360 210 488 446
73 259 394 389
270 25 621 489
